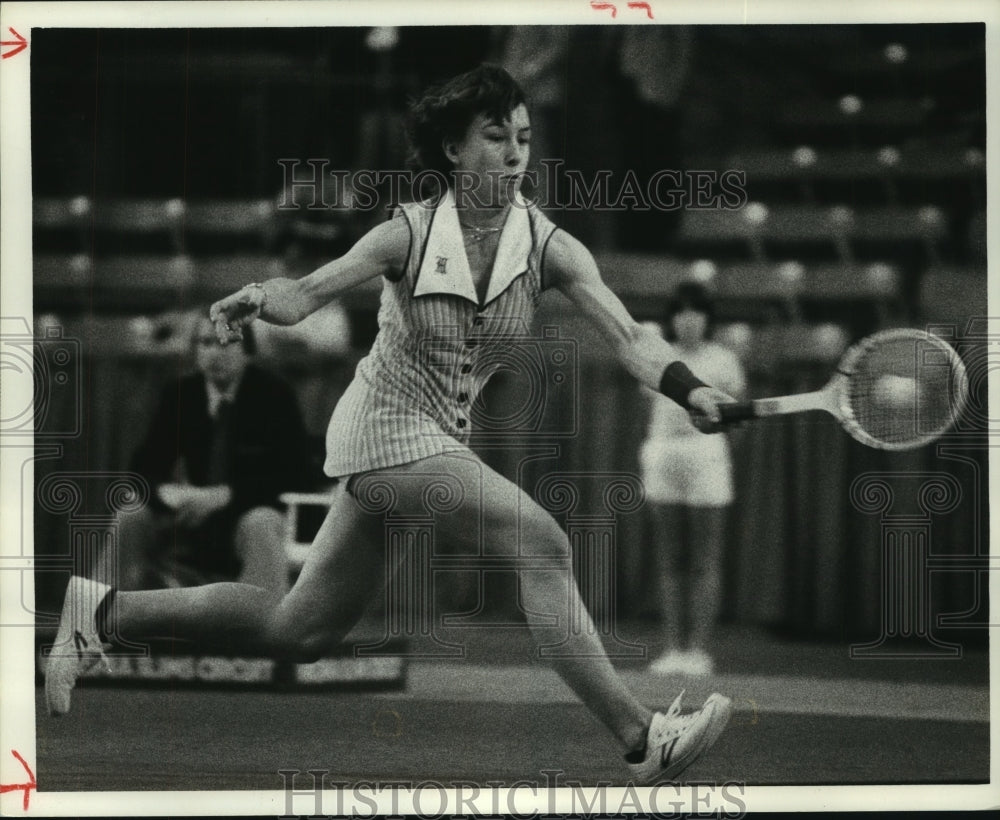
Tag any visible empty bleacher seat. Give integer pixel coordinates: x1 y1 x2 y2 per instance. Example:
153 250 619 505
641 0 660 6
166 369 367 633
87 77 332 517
678 204 949 265
197 255 285 294
34 197 92 228
91 255 197 291
184 199 274 233
675 208 770 261
720 323 850 373
725 145 985 184
779 98 932 146
715 262 804 300
711 145 984 207
34 197 278 256
823 41 982 95
850 206 947 241
33 197 93 254
803 263 900 301
34 254 92 289
85 199 185 254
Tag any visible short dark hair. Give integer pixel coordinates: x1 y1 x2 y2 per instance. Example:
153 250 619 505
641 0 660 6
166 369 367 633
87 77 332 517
406 64 527 184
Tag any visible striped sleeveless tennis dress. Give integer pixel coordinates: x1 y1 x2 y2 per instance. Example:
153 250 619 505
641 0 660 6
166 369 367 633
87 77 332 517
323 189 558 478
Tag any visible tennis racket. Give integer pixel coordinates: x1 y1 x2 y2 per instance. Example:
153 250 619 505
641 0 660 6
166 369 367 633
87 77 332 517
716 328 969 450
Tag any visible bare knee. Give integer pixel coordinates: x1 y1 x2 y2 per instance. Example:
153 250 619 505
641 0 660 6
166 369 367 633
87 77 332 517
267 594 355 663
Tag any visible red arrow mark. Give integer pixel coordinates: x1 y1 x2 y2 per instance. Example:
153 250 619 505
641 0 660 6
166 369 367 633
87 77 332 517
0 750 36 811
590 1 618 18
1 28 28 60
627 1 654 18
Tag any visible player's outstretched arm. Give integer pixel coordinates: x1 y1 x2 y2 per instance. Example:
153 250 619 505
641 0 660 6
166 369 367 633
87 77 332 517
544 229 731 428
210 216 410 344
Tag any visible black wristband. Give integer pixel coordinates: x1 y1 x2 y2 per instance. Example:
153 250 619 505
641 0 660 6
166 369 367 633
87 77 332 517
658 361 709 409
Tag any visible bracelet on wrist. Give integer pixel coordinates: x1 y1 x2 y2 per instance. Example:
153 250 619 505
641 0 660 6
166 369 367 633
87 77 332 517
658 361 708 409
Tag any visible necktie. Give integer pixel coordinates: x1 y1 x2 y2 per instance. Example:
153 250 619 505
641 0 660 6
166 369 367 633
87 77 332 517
206 399 232 484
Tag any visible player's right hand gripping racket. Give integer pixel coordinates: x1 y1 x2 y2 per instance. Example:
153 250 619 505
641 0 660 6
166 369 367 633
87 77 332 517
717 328 969 451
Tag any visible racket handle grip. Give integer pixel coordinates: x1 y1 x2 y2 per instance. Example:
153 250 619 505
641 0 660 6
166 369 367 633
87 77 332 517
718 402 756 424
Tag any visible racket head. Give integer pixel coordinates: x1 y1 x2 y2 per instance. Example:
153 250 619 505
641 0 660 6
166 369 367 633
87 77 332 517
832 328 969 451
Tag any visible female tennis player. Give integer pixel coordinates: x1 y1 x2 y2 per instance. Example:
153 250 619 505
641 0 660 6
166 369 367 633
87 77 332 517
46 65 735 783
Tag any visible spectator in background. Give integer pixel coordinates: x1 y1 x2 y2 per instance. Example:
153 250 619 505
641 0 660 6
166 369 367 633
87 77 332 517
640 283 745 676
100 312 314 595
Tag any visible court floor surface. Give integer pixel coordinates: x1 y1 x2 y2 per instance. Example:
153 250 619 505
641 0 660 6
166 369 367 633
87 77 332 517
36 659 989 792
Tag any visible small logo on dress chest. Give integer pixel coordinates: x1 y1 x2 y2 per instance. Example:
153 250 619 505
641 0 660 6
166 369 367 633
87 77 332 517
435 256 448 275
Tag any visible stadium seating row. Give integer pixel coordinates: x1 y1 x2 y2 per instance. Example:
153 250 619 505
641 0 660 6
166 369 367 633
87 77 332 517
34 252 921 304
707 145 984 183
33 307 861 370
33 197 277 232
34 196 974 264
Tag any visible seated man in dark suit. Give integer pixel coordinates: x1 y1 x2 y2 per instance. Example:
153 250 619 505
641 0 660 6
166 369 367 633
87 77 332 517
104 312 314 594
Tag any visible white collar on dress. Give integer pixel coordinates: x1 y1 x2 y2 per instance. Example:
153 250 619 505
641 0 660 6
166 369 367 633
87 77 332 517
414 188 533 307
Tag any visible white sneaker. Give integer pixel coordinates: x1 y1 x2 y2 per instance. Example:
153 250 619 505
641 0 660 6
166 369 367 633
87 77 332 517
44 576 111 716
627 691 732 783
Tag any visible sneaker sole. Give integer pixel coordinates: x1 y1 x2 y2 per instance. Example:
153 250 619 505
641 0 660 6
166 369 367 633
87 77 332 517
699 693 733 755
45 583 80 716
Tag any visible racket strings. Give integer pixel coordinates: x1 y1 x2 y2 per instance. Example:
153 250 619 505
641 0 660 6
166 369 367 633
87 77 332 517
844 333 966 449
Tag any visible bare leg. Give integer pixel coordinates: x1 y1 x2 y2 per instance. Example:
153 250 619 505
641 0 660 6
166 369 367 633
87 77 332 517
372 453 653 752
233 506 290 596
106 453 651 751
650 503 687 652
108 484 386 660
686 505 727 652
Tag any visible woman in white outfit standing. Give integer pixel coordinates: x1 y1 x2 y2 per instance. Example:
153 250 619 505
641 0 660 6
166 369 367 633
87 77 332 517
641 283 746 676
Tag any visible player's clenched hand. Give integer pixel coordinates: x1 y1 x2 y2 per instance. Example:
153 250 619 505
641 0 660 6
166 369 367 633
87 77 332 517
687 385 735 434
209 284 266 345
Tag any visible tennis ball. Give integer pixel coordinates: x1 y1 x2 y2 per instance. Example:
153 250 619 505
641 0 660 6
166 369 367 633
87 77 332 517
873 374 918 409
